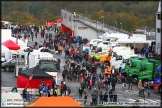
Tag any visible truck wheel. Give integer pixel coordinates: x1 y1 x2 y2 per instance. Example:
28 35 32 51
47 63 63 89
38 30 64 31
132 76 138 83
5 67 10 72
142 80 148 87
158 86 162 93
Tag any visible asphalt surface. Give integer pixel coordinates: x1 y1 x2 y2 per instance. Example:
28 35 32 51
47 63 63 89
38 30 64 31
1 30 161 107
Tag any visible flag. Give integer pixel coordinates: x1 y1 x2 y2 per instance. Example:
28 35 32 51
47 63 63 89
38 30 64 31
29 74 33 80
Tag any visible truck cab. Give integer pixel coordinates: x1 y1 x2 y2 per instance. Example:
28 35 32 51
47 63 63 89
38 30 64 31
27 52 62 85
153 65 162 93
125 57 146 83
138 59 161 87
111 46 138 69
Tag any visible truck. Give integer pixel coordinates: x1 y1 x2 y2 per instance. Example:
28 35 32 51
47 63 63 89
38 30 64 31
153 65 162 93
110 46 138 69
15 51 62 85
125 57 161 86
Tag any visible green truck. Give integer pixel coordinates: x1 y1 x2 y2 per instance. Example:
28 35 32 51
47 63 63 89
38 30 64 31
125 57 161 86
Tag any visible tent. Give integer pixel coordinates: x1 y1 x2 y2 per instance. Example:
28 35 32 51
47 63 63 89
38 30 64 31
2 39 20 50
116 37 149 43
1 37 27 49
17 66 53 89
98 32 108 39
28 96 82 107
1 44 10 61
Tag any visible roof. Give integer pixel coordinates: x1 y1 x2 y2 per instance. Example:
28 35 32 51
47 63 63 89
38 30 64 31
19 66 53 79
29 96 82 107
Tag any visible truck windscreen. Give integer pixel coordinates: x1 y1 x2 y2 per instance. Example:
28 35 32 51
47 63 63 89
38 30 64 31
39 63 59 72
154 70 162 77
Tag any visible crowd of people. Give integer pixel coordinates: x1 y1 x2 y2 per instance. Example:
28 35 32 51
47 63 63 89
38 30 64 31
9 26 153 106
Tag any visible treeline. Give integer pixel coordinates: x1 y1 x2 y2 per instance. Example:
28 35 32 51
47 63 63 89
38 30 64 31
1 1 159 31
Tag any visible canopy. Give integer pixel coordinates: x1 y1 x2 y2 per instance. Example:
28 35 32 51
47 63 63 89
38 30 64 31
18 66 53 79
116 37 149 43
29 97 82 107
2 37 27 48
17 66 53 88
99 32 108 39
2 39 20 50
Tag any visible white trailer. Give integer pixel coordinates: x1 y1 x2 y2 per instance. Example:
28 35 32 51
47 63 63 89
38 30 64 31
28 52 56 69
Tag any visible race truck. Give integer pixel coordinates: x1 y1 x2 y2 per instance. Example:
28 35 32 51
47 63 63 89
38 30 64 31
125 57 161 86
153 65 162 93
110 46 138 69
27 52 63 85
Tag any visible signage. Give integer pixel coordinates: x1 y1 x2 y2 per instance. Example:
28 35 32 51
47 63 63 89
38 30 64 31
78 27 88 30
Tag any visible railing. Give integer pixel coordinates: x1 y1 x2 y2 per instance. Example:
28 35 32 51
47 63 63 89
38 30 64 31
62 9 131 35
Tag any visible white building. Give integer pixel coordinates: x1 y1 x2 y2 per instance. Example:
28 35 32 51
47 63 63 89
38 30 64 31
155 1 161 55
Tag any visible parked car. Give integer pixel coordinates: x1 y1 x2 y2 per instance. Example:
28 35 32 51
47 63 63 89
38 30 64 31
1 59 16 72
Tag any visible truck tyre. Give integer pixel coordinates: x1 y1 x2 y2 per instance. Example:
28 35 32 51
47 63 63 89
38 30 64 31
5 67 10 72
142 79 148 87
158 86 162 93
132 76 138 84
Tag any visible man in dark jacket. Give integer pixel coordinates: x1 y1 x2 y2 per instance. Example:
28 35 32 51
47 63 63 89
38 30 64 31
79 87 83 98
109 89 113 102
38 84 43 97
103 91 108 102
128 76 133 90
104 79 109 91
91 90 97 106
63 82 67 96
22 88 27 100
111 77 117 91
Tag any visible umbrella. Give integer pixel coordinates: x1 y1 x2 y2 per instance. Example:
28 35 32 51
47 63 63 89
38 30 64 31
2 39 20 50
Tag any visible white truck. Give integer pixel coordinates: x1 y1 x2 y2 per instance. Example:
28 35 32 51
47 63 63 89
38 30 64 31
110 46 138 69
28 52 62 85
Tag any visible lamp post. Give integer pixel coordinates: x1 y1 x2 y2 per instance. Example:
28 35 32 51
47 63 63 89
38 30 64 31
120 23 122 29
85 11 87 18
115 22 118 27
101 16 104 27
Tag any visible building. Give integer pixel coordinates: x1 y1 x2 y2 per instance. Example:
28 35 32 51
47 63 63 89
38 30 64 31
155 1 161 55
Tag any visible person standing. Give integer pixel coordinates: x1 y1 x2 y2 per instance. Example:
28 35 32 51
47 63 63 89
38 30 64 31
113 91 117 102
109 89 113 102
103 91 108 103
104 79 109 91
26 92 31 104
128 76 133 90
53 86 58 96
111 76 117 91
63 82 67 96
99 90 103 104
38 84 43 97
60 81 63 96
79 87 83 98
22 88 27 100
91 90 97 106
121 76 126 89
83 91 88 105
67 87 71 96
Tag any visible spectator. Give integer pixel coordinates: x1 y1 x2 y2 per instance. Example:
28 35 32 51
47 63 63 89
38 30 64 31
128 76 133 90
22 88 27 100
103 91 108 102
91 90 97 106
109 89 113 102
83 91 88 105
26 92 30 104
67 87 71 96
113 91 117 102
